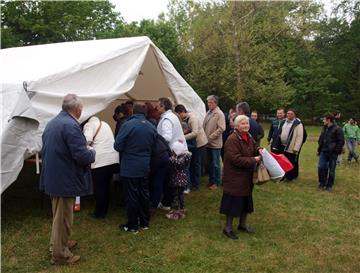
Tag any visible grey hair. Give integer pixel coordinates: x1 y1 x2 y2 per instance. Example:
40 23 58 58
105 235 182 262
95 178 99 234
62 94 82 112
207 95 219 104
236 102 250 115
234 114 249 127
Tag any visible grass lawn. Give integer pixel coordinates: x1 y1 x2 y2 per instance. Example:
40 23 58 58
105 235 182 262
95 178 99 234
1 125 360 273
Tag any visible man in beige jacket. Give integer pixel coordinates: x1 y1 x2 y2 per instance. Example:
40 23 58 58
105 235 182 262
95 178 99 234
203 95 226 189
273 108 304 181
175 104 208 192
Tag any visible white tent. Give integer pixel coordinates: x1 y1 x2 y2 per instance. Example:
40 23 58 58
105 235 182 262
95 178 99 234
0 36 206 194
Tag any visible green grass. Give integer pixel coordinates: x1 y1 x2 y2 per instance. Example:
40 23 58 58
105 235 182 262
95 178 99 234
2 125 360 273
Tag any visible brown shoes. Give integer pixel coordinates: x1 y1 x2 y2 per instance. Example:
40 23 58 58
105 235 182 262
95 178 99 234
49 240 77 253
50 255 80 265
67 240 77 250
209 184 218 190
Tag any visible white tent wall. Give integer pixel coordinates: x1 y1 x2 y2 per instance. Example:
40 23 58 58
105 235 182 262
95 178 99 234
1 36 206 194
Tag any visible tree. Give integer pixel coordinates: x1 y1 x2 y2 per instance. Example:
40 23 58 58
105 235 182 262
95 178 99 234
313 0 360 118
168 1 296 112
1 0 123 48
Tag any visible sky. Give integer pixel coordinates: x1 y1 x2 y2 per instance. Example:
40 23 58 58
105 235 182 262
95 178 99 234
110 0 169 23
110 0 335 23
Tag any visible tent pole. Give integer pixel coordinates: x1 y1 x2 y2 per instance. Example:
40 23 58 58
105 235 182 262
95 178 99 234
35 152 40 174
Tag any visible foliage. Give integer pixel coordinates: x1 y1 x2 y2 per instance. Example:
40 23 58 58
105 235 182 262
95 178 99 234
1 0 359 118
313 0 360 119
1 0 122 47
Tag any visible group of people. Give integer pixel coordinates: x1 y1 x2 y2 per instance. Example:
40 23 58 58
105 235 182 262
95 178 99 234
39 93 359 263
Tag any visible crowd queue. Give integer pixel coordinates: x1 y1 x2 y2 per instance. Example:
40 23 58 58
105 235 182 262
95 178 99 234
40 94 359 265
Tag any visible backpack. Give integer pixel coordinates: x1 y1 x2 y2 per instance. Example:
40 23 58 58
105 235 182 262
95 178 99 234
151 134 171 162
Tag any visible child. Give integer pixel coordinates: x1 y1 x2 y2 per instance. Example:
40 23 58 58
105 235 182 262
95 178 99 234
166 141 192 220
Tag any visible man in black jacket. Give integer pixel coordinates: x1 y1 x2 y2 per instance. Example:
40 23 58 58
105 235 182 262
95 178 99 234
317 113 345 192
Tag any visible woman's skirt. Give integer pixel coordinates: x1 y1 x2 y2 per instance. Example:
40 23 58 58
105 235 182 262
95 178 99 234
219 193 253 216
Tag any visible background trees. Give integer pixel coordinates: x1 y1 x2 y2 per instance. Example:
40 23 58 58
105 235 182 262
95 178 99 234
1 0 359 119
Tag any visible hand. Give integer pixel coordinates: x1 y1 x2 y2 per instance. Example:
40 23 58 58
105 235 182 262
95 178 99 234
316 152 319 156
183 128 191 134
254 156 261 162
293 150 298 155
87 145 94 150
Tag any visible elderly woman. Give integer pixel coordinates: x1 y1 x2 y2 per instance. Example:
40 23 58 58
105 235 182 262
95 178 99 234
220 115 261 240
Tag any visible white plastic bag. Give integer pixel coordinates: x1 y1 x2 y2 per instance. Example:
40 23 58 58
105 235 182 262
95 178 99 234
260 148 285 179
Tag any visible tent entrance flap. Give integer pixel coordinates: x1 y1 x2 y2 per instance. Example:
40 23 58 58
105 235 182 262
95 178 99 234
122 46 174 101
96 46 175 132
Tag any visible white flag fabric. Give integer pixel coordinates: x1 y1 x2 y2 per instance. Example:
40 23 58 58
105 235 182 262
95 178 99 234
260 148 285 179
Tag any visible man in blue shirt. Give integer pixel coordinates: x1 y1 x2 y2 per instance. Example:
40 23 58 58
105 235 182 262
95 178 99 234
114 104 157 233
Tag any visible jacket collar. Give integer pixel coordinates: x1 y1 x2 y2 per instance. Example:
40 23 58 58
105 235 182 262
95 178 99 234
129 113 145 120
207 106 220 114
61 110 80 123
234 129 252 141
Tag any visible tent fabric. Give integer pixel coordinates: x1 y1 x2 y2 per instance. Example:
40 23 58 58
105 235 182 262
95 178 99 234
1 36 206 193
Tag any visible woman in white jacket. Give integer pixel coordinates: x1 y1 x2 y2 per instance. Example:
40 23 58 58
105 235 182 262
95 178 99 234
83 116 119 218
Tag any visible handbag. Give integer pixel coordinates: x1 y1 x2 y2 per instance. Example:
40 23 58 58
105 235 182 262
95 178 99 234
89 120 102 146
253 160 271 185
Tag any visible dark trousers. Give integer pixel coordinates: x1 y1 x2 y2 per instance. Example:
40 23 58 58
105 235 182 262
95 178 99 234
283 152 299 180
271 146 282 154
278 145 299 180
92 164 118 217
162 179 174 207
171 186 185 210
149 154 170 207
122 176 151 229
318 152 338 189
189 146 205 191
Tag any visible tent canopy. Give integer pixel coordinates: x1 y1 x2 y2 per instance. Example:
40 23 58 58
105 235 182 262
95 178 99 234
1 36 206 193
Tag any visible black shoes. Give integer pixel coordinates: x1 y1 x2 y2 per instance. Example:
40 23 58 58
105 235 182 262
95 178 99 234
238 225 255 234
119 224 139 234
223 229 238 240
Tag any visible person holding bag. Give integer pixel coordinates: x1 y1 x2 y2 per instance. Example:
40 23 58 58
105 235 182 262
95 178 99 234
83 116 119 218
220 115 261 240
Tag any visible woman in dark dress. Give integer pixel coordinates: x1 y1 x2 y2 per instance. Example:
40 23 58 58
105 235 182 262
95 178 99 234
220 115 261 240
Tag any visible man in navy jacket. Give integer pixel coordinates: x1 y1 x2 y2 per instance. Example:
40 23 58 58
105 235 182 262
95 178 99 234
114 104 157 233
40 94 95 265
267 108 285 153
236 102 259 142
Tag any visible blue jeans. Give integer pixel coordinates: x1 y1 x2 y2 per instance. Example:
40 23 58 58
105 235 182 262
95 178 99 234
346 138 359 161
318 152 338 189
188 146 205 190
207 148 221 186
